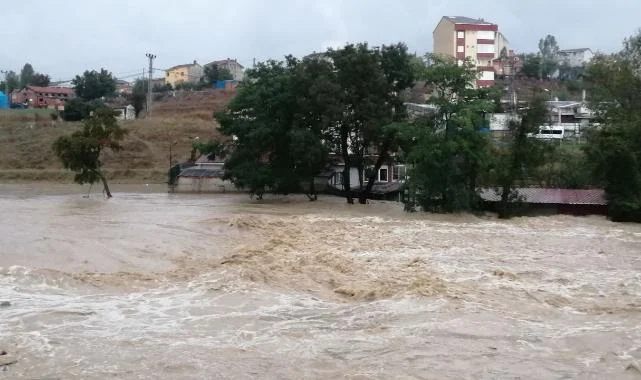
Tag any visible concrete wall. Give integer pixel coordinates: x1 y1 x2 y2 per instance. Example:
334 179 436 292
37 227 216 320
433 18 455 57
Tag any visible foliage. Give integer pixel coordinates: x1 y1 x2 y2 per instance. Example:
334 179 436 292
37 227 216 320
30 73 51 87
519 54 541 78
203 63 234 84
491 97 547 218
60 98 106 121
53 108 127 198
583 31 641 221
20 63 35 88
538 34 560 80
1 71 20 93
72 68 117 100
405 55 495 212
130 79 147 118
216 56 333 200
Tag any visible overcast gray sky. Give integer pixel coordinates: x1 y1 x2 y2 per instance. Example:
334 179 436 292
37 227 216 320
1 0 639 82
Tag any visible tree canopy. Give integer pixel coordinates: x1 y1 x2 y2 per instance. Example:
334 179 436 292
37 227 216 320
72 68 117 100
53 107 127 198
20 63 35 88
203 63 234 84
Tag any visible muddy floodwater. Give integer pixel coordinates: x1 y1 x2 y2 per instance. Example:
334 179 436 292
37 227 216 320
1 184 641 379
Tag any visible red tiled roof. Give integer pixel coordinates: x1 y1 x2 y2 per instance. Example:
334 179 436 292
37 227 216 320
480 188 606 205
27 86 75 95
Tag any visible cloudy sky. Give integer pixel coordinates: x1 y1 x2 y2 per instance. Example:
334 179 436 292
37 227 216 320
1 0 639 82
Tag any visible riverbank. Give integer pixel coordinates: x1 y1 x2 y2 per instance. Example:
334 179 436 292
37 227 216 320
0 116 221 183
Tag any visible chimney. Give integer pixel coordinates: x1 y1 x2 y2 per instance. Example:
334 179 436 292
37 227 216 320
193 60 197 65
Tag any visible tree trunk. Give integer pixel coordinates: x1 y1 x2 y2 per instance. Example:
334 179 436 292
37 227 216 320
98 171 112 199
340 128 354 204
359 148 389 204
306 180 317 201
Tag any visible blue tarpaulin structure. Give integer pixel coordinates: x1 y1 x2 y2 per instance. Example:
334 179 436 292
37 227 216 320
0 91 8 109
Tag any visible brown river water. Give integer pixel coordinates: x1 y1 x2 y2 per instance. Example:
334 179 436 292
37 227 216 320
1 184 641 379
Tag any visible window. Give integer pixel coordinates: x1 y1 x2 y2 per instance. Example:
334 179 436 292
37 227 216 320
457 31 465 39
457 45 464 53
477 44 495 54
181 72 185 76
166 72 169 77
393 165 406 181
477 31 495 40
379 168 388 182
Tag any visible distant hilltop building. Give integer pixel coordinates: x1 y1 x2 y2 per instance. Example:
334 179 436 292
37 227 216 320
165 60 204 87
206 58 245 81
433 16 510 87
558 48 594 67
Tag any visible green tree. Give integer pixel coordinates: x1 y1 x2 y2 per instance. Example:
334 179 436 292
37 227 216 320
405 55 495 212
492 97 547 218
538 35 560 79
72 68 117 100
1 71 20 93
519 53 542 78
53 108 127 198
30 73 51 87
130 79 147 117
583 34 641 221
20 63 35 88
216 56 334 200
203 63 234 84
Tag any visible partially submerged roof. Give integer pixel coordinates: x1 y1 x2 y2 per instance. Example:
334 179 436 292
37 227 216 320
179 166 224 178
480 188 606 205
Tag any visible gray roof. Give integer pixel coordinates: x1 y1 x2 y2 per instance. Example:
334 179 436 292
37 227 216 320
479 188 606 205
559 48 592 54
179 167 224 178
444 16 495 25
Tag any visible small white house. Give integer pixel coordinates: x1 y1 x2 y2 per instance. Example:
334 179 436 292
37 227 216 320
114 104 136 120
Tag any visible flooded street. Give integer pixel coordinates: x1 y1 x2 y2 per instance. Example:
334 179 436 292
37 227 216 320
1 184 641 379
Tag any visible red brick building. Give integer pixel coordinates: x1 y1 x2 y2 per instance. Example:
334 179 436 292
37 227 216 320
11 86 76 109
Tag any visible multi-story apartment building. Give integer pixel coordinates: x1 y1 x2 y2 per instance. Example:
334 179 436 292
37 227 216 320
433 16 509 87
207 58 245 81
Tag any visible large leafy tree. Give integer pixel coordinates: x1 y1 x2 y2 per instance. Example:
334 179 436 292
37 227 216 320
30 73 51 87
53 108 127 198
203 63 234 84
72 68 117 100
327 42 415 204
538 34 560 80
0 71 20 93
583 31 641 221
405 55 495 212
216 56 335 199
20 63 35 88
492 97 547 218
130 79 147 117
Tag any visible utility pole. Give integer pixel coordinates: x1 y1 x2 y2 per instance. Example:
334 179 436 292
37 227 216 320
1 70 8 120
145 53 156 118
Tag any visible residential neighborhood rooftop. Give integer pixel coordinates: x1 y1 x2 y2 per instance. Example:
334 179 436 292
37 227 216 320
444 16 496 25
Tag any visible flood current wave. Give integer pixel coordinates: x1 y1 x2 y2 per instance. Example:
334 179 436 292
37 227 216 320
1 184 640 379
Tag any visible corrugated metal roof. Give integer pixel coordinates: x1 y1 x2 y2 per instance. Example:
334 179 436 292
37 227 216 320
179 167 224 178
480 188 606 205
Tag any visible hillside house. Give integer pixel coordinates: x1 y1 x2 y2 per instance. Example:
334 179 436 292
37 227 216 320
165 60 204 87
11 86 76 108
207 59 245 81
558 48 594 67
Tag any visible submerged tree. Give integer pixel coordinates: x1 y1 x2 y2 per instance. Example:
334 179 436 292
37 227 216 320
583 32 641 221
405 55 495 212
492 97 547 218
53 108 127 198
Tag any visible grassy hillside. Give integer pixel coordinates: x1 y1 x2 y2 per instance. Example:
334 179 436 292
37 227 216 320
0 114 222 183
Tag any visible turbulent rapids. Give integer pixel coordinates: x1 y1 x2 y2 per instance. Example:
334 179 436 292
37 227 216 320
1 184 640 379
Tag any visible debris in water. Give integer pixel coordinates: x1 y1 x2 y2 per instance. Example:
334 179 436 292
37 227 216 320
0 301 10 307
